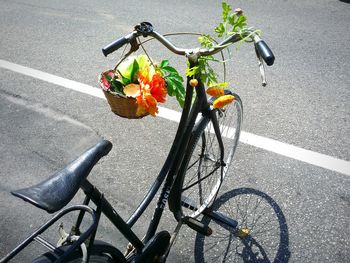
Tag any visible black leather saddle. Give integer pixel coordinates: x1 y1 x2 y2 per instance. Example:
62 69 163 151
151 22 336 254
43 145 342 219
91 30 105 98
12 140 112 213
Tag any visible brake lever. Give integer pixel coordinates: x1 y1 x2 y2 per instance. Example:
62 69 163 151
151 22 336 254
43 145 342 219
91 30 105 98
255 47 267 87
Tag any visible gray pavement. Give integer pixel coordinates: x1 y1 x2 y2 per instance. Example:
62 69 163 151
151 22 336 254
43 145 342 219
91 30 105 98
1 0 349 262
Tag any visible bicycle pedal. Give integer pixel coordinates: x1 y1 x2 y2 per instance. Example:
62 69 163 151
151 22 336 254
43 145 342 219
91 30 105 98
183 217 212 236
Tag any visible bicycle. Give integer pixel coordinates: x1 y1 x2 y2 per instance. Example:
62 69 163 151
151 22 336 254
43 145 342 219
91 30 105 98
0 21 274 262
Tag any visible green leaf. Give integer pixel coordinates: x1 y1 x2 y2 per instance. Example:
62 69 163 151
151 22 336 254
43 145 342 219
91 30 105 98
117 58 139 85
169 76 185 89
169 73 184 82
198 34 214 48
222 1 231 22
176 92 185 108
165 79 175 96
119 73 131 85
215 23 226 38
105 74 113 82
232 15 247 31
198 57 218 86
110 79 124 94
186 66 199 77
162 66 178 74
129 59 139 83
169 77 185 94
160 60 169 68
227 13 237 26
165 77 185 108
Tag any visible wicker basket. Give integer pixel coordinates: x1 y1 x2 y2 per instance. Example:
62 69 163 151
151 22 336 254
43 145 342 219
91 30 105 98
99 73 148 119
102 90 148 119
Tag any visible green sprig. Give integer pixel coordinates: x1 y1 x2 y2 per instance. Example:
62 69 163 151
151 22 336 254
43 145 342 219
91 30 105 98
187 1 258 88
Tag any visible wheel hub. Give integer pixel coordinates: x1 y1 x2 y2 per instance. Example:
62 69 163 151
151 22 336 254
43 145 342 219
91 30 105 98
237 227 250 238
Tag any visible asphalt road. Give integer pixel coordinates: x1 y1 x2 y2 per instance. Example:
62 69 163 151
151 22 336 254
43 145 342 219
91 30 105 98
1 0 349 262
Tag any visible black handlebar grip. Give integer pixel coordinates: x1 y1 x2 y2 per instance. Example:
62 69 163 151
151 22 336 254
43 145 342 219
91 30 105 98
255 40 275 66
102 37 129 57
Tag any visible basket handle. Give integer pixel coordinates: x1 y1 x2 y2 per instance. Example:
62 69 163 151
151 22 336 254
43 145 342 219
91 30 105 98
113 38 140 72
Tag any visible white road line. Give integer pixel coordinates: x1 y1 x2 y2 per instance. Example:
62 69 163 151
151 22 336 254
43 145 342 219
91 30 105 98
1 59 350 176
0 59 105 99
239 132 350 176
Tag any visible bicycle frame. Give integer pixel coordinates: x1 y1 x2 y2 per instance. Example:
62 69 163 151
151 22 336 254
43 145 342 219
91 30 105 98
75 55 227 260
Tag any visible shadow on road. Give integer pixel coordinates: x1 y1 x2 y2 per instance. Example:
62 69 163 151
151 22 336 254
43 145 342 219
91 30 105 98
194 188 290 262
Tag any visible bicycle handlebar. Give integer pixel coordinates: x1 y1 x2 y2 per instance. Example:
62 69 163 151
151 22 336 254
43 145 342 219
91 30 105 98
253 35 275 66
102 32 137 57
102 23 275 66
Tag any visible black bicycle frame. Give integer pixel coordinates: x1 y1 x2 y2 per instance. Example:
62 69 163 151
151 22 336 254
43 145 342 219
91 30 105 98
78 56 226 256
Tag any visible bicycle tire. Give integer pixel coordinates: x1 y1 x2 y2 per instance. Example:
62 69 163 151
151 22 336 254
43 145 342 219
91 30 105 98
194 188 290 263
179 91 243 218
32 240 126 263
32 251 114 263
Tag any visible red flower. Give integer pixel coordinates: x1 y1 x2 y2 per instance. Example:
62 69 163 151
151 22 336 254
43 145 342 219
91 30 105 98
101 76 110 89
150 73 167 103
101 70 114 89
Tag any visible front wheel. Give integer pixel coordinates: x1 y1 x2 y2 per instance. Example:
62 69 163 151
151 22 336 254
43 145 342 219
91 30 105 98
179 92 243 218
194 188 290 263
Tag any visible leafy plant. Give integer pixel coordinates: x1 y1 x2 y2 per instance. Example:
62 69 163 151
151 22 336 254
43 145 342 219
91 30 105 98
188 1 258 88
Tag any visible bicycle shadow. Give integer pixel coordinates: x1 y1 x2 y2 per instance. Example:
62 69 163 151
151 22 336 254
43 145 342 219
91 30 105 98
194 188 290 263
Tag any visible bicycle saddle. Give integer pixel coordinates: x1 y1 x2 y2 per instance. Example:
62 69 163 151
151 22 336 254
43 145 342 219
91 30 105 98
12 140 112 213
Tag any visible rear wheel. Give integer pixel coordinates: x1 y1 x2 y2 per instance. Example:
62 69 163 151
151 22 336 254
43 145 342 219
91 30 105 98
180 92 243 218
33 251 114 263
32 241 126 263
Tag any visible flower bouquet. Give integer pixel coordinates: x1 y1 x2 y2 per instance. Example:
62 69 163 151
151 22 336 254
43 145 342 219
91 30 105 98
99 54 185 119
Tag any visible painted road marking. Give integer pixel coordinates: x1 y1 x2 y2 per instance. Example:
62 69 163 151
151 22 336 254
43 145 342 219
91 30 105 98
1 59 349 176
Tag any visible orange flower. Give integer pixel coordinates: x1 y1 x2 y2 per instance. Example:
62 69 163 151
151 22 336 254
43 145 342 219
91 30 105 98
213 95 235 109
150 73 167 103
136 91 159 117
134 71 167 116
206 86 225 97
